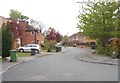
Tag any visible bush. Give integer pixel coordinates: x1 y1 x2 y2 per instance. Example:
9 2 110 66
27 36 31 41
43 40 56 52
96 45 106 55
2 22 13 57
106 38 119 57
85 42 91 46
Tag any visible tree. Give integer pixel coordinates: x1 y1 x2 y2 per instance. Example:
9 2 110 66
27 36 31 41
9 20 26 49
77 1 118 55
9 9 21 19
62 35 68 46
9 21 25 39
9 9 29 20
2 22 13 58
30 19 46 33
46 28 62 43
44 28 62 52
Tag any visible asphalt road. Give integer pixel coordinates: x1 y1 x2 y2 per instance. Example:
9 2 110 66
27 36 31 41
2 47 118 81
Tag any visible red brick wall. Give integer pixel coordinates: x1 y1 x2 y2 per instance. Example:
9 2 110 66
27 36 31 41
21 31 44 46
36 32 44 44
18 21 27 30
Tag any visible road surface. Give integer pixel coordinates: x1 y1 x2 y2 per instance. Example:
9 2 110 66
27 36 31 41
2 47 118 81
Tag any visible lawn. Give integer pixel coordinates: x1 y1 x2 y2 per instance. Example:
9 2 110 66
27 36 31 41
0 58 2 62
41 50 56 52
0 58 6 62
0 52 31 62
17 52 31 57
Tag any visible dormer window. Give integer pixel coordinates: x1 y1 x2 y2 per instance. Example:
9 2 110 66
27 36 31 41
31 31 35 35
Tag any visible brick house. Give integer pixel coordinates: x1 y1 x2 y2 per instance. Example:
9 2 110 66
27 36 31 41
68 32 96 46
16 21 44 48
0 16 44 49
21 24 44 46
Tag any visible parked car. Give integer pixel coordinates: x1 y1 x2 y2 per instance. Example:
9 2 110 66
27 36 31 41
17 44 41 53
55 43 62 52
55 43 62 47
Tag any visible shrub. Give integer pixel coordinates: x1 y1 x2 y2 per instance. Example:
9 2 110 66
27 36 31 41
2 22 13 57
106 38 119 56
85 42 91 46
96 45 106 55
43 40 56 52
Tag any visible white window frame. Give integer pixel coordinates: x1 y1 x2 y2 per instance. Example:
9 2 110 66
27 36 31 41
31 31 35 35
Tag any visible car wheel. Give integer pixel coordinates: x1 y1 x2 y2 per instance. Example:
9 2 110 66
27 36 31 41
19 49 24 52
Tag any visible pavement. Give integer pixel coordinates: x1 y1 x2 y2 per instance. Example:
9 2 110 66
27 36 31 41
79 49 119 65
0 52 53 75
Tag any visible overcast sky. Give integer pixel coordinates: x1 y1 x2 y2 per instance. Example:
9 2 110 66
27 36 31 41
0 0 83 36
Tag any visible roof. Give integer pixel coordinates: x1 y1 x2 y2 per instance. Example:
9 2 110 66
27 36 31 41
69 32 84 38
0 16 7 19
25 25 38 31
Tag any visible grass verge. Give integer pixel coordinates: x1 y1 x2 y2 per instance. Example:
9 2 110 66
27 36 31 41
41 50 56 52
0 58 6 62
17 52 31 57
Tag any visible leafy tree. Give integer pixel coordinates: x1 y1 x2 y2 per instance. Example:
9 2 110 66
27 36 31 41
77 1 118 55
9 9 29 20
62 35 68 46
2 22 13 58
9 21 25 39
44 28 62 52
9 9 22 19
46 28 62 43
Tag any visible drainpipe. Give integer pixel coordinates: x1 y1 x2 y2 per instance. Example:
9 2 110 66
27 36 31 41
35 31 37 44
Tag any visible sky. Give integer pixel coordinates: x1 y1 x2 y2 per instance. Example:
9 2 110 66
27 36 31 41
0 0 83 36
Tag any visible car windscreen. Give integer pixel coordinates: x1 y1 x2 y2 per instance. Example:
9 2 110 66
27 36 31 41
32 45 37 47
25 45 32 47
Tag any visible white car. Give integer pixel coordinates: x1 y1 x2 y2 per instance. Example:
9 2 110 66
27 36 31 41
55 43 62 47
17 44 41 53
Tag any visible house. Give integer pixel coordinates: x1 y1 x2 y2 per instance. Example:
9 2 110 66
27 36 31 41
20 23 44 46
0 16 10 28
68 32 96 46
0 16 44 49
15 21 44 48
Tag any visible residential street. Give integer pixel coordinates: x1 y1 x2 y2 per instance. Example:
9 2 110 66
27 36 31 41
2 47 118 81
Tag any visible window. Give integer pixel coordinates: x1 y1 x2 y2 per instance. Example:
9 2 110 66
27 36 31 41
31 31 35 35
32 45 37 47
32 41 35 44
25 45 32 47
